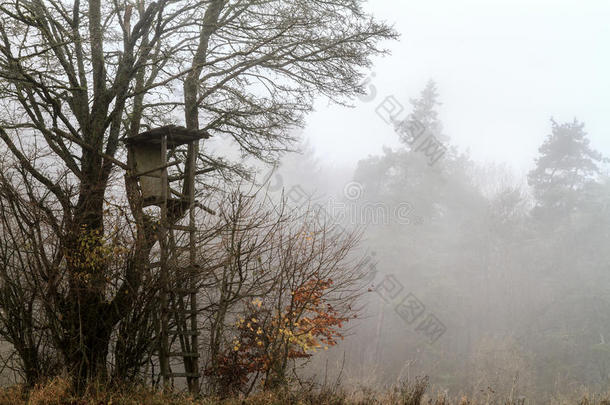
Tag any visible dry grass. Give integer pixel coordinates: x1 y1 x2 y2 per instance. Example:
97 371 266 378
0 376 198 405
1 377 610 405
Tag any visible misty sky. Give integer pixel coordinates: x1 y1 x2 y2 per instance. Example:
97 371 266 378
304 0 609 174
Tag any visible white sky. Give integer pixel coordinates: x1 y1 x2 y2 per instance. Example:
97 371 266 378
303 0 610 173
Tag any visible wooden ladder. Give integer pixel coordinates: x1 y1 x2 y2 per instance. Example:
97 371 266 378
157 135 200 393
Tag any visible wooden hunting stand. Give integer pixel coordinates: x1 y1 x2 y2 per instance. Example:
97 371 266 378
126 125 210 394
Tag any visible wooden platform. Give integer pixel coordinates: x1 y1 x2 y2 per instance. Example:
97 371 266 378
124 125 211 148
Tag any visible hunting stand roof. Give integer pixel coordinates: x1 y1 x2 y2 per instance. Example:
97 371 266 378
124 125 211 148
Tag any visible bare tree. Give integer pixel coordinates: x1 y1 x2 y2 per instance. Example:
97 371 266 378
0 0 395 388
199 191 365 395
0 169 58 386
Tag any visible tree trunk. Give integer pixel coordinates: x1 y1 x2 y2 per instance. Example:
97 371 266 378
67 317 112 392
63 174 113 390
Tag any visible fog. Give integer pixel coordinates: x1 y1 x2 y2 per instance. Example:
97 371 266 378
0 0 608 402
264 2 610 401
305 0 610 170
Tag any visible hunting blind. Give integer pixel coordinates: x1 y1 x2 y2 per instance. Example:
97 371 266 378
125 125 210 393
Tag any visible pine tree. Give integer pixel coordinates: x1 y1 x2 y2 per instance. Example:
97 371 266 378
528 119 604 218
396 80 448 147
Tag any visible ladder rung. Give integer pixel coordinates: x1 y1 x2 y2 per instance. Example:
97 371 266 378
151 263 197 272
167 264 198 271
168 330 199 336
171 288 198 294
169 352 199 357
166 372 200 378
168 308 198 314
169 224 196 232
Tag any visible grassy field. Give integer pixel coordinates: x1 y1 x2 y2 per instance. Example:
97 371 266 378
2 377 610 405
